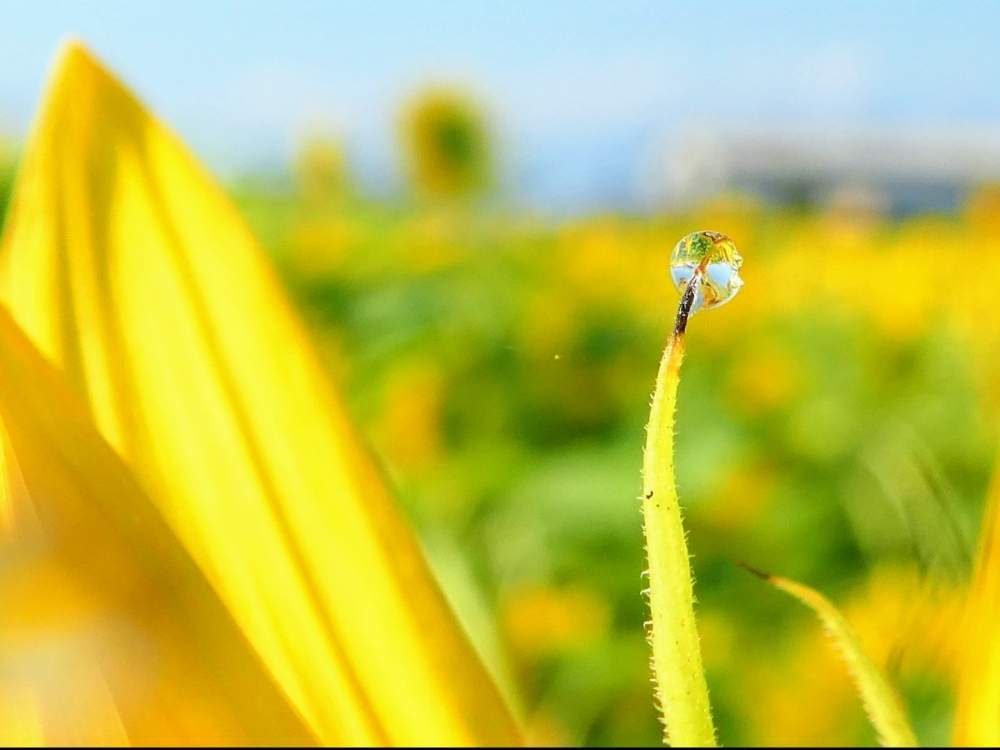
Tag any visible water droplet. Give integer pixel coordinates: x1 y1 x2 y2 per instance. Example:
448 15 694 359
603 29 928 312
669 230 744 313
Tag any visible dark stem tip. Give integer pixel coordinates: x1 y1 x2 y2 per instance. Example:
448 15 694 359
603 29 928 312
673 272 700 337
735 560 773 581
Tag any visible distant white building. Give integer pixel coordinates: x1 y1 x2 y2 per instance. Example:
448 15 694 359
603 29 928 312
646 127 1000 214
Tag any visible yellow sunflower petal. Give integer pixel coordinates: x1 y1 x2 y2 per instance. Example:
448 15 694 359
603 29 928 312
0 41 518 746
0 428 11 533
953 472 1000 746
0 308 314 745
0 684 44 747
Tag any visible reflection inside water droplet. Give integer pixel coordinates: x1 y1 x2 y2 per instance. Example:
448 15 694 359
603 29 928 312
669 230 744 313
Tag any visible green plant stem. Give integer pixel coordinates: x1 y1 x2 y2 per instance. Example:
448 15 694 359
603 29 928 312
642 273 716 747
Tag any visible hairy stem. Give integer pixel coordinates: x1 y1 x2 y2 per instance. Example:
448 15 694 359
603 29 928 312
642 272 716 747
742 565 918 747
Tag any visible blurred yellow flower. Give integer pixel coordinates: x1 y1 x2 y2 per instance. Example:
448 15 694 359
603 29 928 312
399 89 491 198
964 182 1000 232
955 472 1000 745
372 362 444 474
699 460 777 531
288 218 355 277
402 210 467 272
0 41 519 746
502 584 610 659
726 343 802 416
295 135 350 205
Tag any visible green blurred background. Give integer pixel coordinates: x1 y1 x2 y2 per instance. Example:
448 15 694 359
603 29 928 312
5 3 1000 745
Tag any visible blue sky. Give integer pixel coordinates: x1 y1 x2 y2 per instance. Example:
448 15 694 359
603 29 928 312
1 1 998 209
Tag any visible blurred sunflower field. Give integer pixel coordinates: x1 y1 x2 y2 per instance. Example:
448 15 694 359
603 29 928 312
4 26 1000 748
190 108 1000 745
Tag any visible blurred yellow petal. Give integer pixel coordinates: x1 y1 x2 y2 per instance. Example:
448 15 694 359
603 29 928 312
0 429 10 533
954 471 1000 746
0 685 44 747
0 308 314 745
0 41 518 745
